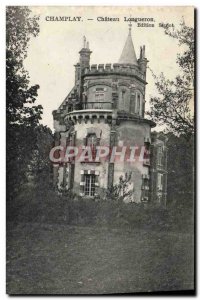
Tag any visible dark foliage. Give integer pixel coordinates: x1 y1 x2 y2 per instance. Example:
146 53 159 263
10 179 193 233
105 172 133 202
166 133 194 209
147 20 194 136
6 7 43 202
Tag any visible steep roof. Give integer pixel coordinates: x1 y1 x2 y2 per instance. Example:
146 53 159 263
118 25 138 66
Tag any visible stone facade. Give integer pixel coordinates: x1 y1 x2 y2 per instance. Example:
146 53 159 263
52 29 167 206
149 132 168 206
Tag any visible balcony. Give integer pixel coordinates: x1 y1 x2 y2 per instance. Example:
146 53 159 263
82 102 113 110
64 106 113 125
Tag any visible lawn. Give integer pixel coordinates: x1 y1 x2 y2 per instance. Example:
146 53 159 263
6 222 194 294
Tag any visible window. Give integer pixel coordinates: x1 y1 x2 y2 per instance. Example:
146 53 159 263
121 90 126 110
141 175 149 201
142 189 149 201
87 134 97 147
157 146 163 166
143 144 150 165
87 133 97 160
96 87 104 92
83 128 101 162
66 133 76 162
137 94 141 114
68 105 73 112
80 170 99 196
132 91 143 115
157 173 163 191
84 174 96 196
95 88 105 106
130 94 136 113
95 93 104 102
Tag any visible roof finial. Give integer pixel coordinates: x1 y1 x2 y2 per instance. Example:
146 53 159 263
128 15 132 35
118 19 138 66
83 36 86 48
128 22 132 35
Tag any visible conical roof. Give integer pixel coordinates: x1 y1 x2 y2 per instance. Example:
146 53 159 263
118 25 138 66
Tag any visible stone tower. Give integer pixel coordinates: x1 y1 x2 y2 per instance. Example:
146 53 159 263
52 26 167 205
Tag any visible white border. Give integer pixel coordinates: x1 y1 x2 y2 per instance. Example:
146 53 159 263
1 1 198 299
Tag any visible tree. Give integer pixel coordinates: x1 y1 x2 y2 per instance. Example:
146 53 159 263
166 133 194 209
6 7 43 202
147 20 194 137
29 125 54 185
106 173 134 202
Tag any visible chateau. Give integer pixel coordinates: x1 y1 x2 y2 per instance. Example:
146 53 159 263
52 25 168 206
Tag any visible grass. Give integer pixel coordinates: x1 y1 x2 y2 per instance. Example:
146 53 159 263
6 222 194 294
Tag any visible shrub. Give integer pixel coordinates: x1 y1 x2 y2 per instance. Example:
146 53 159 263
8 180 193 233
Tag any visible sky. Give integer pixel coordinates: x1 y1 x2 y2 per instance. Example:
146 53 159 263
23 6 194 130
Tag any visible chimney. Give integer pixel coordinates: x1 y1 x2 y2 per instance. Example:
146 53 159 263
138 45 148 76
79 36 92 70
